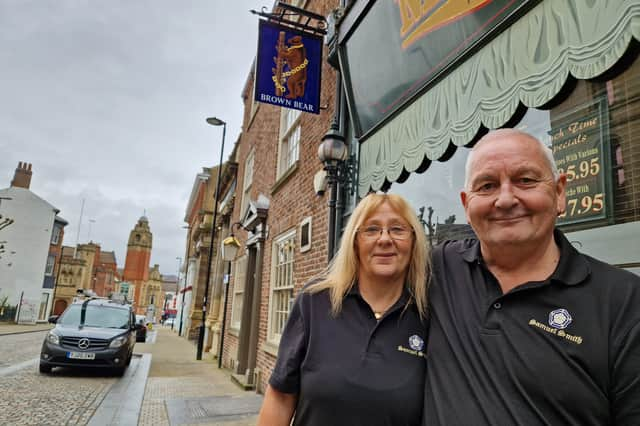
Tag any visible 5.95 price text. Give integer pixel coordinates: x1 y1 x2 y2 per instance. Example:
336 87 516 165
558 157 600 182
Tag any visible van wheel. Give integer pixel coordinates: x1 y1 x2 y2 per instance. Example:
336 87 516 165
39 363 52 374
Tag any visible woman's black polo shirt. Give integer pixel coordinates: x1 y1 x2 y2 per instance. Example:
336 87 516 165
424 229 640 425
269 285 427 426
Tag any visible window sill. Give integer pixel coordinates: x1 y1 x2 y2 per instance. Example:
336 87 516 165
271 162 299 194
261 340 280 357
229 327 240 337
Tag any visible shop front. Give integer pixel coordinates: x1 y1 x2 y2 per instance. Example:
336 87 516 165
332 0 640 274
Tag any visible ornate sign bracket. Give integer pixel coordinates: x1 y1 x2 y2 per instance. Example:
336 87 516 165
251 2 327 36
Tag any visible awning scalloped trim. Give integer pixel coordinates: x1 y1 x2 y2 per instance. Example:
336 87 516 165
358 0 640 197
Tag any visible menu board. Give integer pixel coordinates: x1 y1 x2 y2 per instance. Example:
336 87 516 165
551 99 610 226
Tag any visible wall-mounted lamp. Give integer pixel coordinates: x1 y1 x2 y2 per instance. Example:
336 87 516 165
317 118 356 260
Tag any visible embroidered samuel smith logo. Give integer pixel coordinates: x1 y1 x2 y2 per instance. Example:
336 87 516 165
408 334 424 351
398 334 425 358
529 308 582 345
548 308 572 329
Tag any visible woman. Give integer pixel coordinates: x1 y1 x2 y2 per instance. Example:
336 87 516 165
257 193 430 426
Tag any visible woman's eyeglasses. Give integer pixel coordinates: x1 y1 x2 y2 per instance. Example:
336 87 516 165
357 225 414 241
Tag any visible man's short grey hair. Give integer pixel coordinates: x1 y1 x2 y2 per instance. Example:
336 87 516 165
463 129 560 190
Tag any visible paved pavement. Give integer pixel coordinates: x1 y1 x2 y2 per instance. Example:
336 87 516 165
0 328 119 426
135 325 262 426
0 322 53 335
0 329 48 370
0 322 261 425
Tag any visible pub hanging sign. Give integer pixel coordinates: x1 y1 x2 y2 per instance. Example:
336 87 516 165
552 98 612 227
254 20 323 115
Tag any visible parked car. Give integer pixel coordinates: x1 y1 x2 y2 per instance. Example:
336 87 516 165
39 298 142 375
135 315 147 342
164 317 175 327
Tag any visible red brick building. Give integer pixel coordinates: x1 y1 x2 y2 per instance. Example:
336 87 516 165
181 0 640 399
213 0 341 392
44 216 67 317
93 250 117 297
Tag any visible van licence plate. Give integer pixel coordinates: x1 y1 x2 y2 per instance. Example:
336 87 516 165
67 352 95 360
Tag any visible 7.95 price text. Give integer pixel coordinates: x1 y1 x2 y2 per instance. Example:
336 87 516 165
558 193 604 219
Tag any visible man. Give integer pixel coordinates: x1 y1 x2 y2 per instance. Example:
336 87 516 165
424 129 640 425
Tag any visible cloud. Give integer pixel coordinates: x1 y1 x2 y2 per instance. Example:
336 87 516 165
0 0 264 274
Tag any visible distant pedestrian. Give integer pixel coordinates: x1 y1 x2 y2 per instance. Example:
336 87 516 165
424 129 640 425
257 193 430 426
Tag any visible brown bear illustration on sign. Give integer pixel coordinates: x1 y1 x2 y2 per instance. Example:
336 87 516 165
274 33 308 99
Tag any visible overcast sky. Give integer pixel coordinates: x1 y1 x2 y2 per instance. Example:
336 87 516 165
0 1 267 275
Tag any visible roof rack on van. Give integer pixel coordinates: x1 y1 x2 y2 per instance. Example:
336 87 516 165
109 293 129 305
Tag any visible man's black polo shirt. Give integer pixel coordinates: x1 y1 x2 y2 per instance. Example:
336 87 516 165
424 229 640 425
270 285 427 426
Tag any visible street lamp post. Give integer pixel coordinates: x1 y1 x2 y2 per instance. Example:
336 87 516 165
196 116 227 360
218 233 241 368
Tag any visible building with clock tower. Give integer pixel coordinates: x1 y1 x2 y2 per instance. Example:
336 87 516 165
122 215 152 315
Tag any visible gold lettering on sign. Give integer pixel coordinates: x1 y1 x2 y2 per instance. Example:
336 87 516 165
396 0 491 49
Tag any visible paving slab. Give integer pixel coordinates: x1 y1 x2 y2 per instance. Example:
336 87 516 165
0 322 52 335
166 395 263 425
88 353 151 426
137 326 262 426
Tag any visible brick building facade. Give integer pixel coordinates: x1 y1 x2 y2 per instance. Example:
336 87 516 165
182 165 219 340
190 0 640 399
214 0 340 392
93 250 117 297
53 241 119 315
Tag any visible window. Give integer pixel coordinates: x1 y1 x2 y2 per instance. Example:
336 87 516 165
240 149 254 218
390 66 640 275
277 108 301 177
45 255 55 276
51 226 61 245
231 254 248 330
38 293 49 321
389 147 472 245
300 216 312 252
268 230 296 344
60 304 130 328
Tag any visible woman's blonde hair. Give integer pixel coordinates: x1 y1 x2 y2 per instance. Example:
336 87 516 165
306 193 430 318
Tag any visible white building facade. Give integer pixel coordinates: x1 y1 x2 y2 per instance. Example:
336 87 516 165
0 162 59 323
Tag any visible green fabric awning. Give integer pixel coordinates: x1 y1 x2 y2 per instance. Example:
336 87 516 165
358 0 640 197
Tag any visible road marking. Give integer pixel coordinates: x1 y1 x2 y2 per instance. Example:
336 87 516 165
0 357 38 376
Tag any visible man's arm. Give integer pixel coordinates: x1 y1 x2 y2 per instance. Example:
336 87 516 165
257 385 297 426
612 321 640 424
